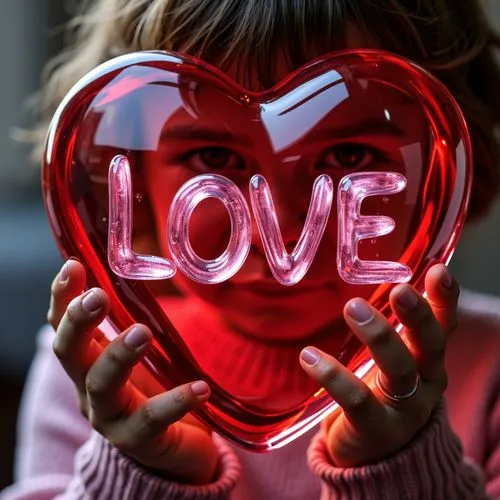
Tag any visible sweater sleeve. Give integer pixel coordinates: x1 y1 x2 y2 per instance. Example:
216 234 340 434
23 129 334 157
52 431 240 500
0 325 240 500
485 391 500 498
307 400 490 500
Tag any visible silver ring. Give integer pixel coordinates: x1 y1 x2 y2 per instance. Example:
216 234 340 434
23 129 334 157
375 371 420 402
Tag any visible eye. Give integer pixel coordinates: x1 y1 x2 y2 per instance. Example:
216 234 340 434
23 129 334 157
317 143 381 170
182 147 245 172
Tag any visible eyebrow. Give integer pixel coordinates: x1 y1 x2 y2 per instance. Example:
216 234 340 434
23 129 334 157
307 118 407 143
160 117 407 151
160 124 253 148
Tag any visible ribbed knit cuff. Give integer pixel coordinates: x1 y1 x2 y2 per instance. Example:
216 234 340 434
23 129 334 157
72 431 240 499
308 400 487 499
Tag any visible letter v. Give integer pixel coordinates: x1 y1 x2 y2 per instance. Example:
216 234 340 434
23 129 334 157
249 174 333 286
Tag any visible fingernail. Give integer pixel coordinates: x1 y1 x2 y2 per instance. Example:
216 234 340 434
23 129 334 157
124 326 148 348
397 287 419 311
441 268 453 289
301 348 321 367
346 299 374 324
191 381 209 396
59 263 69 283
82 290 101 313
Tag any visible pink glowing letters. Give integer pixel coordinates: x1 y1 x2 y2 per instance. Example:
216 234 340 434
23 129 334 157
108 155 412 285
337 173 412 284
168 174 252 284
249 174 334 286
108 155 177 280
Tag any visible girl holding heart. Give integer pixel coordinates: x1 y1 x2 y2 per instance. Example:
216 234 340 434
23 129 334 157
3 0 500 499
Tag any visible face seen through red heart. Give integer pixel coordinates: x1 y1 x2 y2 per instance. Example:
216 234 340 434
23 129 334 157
43 50 471 450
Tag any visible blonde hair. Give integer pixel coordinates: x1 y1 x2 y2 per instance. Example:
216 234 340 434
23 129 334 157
32 0 500 219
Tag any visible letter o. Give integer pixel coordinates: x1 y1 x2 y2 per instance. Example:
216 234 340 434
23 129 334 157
167 174 252 284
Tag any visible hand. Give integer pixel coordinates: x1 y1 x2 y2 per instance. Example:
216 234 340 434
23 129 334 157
299 264 458 467
47 260 219 485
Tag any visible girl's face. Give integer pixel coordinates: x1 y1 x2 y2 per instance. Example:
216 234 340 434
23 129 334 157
142 55 428 342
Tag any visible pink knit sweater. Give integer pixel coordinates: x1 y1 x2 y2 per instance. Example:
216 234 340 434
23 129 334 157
1 289 500 499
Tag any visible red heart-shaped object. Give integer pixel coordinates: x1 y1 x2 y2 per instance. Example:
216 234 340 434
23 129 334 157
42 49 471 451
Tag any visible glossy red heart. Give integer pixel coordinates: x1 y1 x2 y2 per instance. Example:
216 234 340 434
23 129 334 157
42 49 472 451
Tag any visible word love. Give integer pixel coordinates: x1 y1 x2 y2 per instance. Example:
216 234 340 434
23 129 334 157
108 155 412 286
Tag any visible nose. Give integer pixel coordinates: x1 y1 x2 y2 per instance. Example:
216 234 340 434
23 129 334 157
249 176 307 254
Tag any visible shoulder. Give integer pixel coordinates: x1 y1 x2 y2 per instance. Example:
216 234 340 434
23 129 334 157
36 322 57 350
445 289 500 463
456 288 500 342
14 324 90 479
24 324 85 421
446 288 500 390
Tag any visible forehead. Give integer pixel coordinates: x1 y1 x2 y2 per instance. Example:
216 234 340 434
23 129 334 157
160 59 425 162
220 23 379 92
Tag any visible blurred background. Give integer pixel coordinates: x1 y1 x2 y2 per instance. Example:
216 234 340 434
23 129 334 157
0 0 499 491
